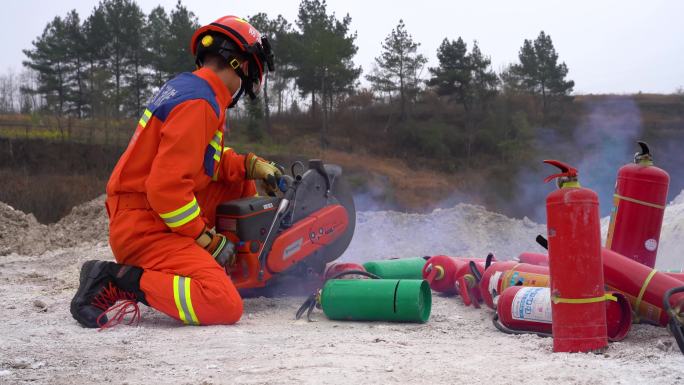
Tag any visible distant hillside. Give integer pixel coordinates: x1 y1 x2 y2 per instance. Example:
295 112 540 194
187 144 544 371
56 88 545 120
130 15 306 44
0 93 682 223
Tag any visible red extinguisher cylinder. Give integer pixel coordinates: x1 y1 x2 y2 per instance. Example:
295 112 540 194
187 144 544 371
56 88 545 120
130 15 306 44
422 256 485 295
323 263 367 280
602 247 684 326
456 261 486 307
479 261 550 309
517 252 549 266
665 272 684 282
479 261 517 308
545 160 607 353
606 142 670 268
517 247 684 327
496 286 632 342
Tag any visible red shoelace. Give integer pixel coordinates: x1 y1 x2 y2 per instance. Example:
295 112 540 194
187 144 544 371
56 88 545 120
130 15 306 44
93 282 141 330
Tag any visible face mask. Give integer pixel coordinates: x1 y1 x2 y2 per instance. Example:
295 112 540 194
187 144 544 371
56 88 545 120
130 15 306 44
228 78 243 109
231 78 242 101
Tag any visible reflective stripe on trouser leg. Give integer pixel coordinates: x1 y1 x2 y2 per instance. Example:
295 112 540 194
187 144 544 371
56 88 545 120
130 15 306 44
173 276 199 325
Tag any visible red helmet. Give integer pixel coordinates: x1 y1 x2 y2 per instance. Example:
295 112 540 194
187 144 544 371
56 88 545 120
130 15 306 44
190 16 274 103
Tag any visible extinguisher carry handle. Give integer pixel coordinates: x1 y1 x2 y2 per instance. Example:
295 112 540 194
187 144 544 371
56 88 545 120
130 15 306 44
543 160 578 183
637 141 651 157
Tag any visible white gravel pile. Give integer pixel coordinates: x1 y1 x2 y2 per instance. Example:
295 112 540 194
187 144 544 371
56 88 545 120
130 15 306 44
342 203 546 262
658 190 684 270
0 201 48 256
0 195 108 257
345 193 684 270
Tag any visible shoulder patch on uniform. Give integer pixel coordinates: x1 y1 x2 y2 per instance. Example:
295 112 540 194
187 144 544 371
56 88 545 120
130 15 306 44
145 73 220 122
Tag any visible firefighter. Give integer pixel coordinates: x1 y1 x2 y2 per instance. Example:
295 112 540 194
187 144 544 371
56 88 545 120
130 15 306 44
70 16 279 328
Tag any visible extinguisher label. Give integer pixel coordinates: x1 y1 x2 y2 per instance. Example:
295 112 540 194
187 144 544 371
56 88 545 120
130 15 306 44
489 272 503 297
511 287 552 323
644 239 658 252
501 271 550 292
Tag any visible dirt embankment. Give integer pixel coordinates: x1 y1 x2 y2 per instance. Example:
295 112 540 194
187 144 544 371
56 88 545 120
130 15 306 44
0 195 108 256
0 137 469 225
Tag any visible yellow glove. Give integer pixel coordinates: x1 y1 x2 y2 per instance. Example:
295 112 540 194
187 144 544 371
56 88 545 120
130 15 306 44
245 153 283 193
195 227 236 267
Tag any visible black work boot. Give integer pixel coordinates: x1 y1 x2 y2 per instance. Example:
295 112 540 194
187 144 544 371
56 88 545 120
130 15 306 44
70 260 146 328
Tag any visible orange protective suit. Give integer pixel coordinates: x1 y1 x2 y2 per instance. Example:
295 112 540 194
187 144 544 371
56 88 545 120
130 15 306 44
105 67 255 325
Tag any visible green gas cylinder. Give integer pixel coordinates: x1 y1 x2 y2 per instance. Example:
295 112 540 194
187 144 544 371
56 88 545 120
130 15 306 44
363 257 427 279
320 279 431 323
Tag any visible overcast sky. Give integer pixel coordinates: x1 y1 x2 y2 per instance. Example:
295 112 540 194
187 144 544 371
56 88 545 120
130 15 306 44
2 0 682 94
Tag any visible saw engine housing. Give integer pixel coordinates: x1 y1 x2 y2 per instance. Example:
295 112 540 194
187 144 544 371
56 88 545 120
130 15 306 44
215 160 354 291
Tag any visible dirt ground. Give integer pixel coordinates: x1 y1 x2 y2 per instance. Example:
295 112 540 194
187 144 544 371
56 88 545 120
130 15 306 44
2 192 684 385
2 242 683 385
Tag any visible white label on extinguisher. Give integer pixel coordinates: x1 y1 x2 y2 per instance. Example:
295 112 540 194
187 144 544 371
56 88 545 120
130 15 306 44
645 239 658 252
511 287 552 323
489 271 502 297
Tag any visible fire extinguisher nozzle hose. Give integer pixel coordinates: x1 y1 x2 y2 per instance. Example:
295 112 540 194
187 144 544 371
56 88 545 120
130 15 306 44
469 261 483 283
663 286 684 355
485 253 494 270
492 314 552 338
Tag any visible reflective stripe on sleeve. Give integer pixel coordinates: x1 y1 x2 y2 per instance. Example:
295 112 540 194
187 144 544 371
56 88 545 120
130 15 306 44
173 276 199 325
159 197 200 228
209 131 223 152
138 109 152 128
208 131 224 181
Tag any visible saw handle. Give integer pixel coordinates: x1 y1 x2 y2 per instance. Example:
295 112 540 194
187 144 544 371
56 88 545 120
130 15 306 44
309 159 332 195
256 174 300 280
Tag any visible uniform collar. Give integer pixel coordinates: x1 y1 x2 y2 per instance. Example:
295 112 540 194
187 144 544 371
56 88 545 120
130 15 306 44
193 67 232 110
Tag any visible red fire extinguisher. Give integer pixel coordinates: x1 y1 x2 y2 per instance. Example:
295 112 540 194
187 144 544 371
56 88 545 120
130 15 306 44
516 252 549 266
324 263 368 281
545 159 608 353
606 141 670 268
665 272 684 282
602 247 684 326
495 286 632 342
533 236 684 327
422 255 486 295
526 239 684 354
456 259 488 307
477 260 550 309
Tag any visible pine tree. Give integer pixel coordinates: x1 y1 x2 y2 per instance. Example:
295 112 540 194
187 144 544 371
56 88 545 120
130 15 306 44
63 10 87 118
428 38 470 103
367 19 427 119
428 38 498 111
469 42 499 106
83 5 111 120
248 13 294 128
164 1 199 75
101 0 127 119
427 37 498 166
292 0 361 120
23 16 71 116
511 31 574 115
145 6 171 87
121 2 148 116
